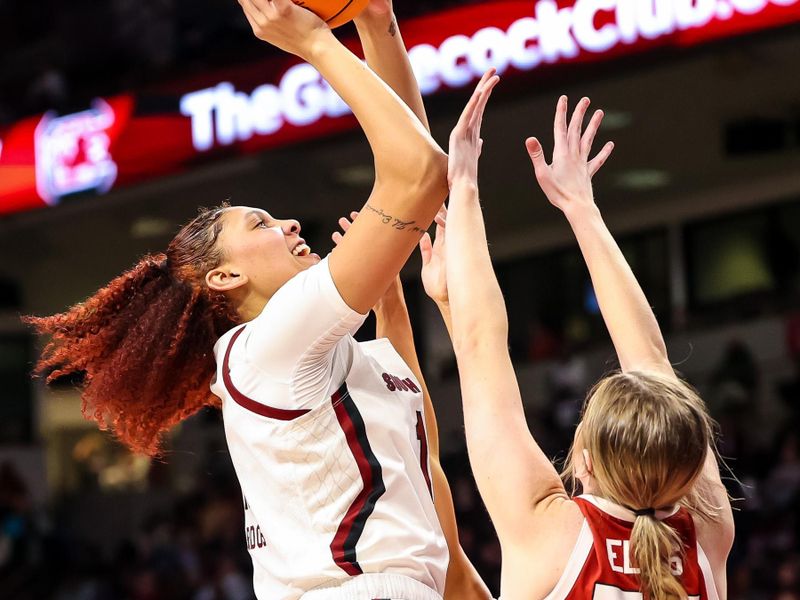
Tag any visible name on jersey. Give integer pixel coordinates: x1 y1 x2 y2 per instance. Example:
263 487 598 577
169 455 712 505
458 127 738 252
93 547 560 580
382 372 421 394
606 539 683 576
243 495 267 551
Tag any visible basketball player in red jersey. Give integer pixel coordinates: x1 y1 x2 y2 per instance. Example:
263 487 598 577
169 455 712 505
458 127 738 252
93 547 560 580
26 0 494 598
439 94 735 599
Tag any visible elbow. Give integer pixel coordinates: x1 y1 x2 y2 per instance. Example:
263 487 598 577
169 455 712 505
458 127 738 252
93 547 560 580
413 146 449 199
381 144 448 200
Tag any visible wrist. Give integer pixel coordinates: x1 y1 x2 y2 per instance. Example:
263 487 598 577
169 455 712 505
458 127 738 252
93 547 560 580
563 198 601 225
354 10 395 31
449 177 479 196
304 27 338 64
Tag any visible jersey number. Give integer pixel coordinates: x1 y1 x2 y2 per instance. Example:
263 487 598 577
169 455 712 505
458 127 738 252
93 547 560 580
415 411 433 498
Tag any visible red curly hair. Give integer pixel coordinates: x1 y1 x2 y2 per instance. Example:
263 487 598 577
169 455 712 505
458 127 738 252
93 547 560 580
25 204 239 456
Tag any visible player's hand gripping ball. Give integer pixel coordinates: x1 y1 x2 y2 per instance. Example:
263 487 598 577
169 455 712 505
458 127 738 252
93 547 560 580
294 0 370 27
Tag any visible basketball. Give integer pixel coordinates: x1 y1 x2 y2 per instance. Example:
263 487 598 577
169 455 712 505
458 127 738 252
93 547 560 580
294 0 370 28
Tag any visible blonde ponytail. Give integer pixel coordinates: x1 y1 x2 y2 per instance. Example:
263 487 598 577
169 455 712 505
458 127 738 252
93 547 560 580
630 514 686 600
563 371 726 599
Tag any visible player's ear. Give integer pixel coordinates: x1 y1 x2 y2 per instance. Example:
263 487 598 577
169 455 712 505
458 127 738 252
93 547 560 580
580 449 594 476
206 266 248 292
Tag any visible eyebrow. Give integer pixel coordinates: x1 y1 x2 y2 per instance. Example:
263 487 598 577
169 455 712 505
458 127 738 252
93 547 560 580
245 210 268 222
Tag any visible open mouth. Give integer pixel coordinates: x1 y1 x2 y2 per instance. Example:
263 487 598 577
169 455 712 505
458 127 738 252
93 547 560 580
292 243 311 257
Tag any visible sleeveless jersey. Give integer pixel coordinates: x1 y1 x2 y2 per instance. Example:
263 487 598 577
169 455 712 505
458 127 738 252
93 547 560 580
543 495 719 600
211 323 447 600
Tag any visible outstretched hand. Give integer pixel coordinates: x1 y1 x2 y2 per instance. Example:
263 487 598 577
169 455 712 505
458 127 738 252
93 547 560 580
525 96 614 214
419 205 449 306
448 69 500 188
238 0 330 59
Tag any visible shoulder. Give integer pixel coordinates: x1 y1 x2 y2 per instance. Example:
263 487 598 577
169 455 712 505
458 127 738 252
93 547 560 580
503 497 586 599
213 324 246 362
255 256 365 326
507 495 584 562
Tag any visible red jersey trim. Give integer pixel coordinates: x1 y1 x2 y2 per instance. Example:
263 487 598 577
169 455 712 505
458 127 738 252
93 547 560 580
330 383 386 575
222 325 311 420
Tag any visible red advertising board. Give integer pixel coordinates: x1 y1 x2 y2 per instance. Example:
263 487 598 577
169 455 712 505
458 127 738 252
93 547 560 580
1 0 798 216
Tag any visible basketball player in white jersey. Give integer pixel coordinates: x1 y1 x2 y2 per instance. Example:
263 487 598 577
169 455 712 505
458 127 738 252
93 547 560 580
215 1 493 599
29 0 492 598
438 93 735 599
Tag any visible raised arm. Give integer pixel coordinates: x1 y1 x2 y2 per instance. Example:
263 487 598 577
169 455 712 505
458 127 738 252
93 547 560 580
526 96 733 584
354 0 429 130
525 97 663 374
240 0 447 314
444 75 570 549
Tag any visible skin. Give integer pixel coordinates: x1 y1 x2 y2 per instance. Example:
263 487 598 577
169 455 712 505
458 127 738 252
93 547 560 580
217 0 449 318
441 94 734 598
207 1 492 596
206 207 320 321
334 209 491 599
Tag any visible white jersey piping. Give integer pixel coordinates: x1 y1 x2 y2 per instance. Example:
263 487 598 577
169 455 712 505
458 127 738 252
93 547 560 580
697 542 721 600
542 518 594 600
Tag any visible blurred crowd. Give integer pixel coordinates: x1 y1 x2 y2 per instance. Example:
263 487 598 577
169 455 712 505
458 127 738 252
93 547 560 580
2 327 799 599
0 460 254 600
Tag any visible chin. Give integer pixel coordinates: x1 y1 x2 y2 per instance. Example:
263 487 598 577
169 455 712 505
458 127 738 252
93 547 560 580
299 253 321 268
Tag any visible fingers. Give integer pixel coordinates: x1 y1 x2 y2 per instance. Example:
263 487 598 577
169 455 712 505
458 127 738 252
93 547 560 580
271 0 294 13
332 211 359 246
567 97 590 151
433 220 446 250
245 0 271 19
419 232 433 264
525 137 548 178
434 204 447 246
553 95 568 154
588 141 615 176
468 75 500 134
581 109 604 158
454 69 497 134
238 0 264 28
475 68 497 95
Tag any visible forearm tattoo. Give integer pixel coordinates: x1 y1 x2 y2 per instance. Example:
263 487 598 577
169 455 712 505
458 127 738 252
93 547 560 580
389 19 397 37
364 203 424 234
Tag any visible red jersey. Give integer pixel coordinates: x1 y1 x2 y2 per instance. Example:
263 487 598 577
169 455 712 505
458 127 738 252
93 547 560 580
543 495 719 600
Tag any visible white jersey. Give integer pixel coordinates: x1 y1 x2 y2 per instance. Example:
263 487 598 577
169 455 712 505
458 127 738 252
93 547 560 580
210 258 448 600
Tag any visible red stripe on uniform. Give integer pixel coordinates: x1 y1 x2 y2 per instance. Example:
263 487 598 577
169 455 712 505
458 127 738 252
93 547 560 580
330 384 385 575
222 326 311 421
416 411 433 498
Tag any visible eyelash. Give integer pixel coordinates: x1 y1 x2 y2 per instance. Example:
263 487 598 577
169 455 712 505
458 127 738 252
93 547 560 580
255 219 268 229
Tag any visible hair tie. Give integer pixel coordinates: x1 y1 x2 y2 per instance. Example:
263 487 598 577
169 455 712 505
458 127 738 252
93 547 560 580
632 507 656 517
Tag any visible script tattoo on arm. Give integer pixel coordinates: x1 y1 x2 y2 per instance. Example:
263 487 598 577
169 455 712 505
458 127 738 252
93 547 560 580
364 203 425 234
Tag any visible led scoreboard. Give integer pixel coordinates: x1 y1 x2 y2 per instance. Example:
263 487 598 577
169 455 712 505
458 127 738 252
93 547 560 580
1 0 798 216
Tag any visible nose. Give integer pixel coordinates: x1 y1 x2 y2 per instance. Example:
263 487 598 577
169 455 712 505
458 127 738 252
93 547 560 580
280 219 301 236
